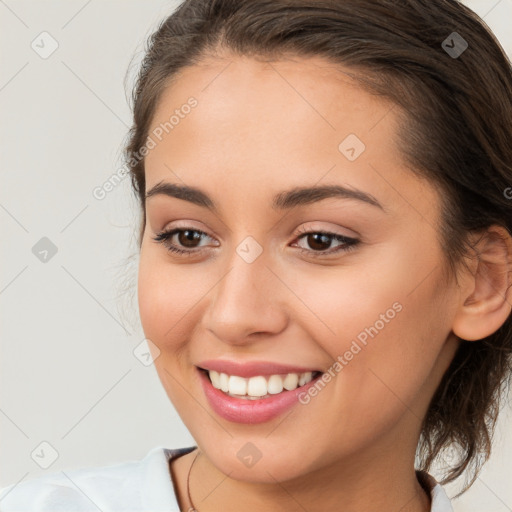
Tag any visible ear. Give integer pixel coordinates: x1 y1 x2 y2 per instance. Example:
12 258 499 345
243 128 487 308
452 225 512 341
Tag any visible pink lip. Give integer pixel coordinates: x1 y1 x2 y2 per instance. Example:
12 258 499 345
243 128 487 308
197 359 320 378
197 367 322 424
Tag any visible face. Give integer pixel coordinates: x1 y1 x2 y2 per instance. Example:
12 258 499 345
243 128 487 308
138 54 461 483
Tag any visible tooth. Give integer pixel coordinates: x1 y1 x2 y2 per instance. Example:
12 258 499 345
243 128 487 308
228 375 247 395
283 373 299 390
298 372 313 386
219 372 229 392
209 370 317 397
209 370 221 389
247 376 268 397
267 375 284 394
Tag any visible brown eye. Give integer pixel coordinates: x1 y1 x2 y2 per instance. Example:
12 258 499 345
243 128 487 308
293 230 359 257
177 229 203 248
305 233 334 251
153 228 216 255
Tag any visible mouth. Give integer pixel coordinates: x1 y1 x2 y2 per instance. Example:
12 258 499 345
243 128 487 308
198 367 323 400
197 365 324 424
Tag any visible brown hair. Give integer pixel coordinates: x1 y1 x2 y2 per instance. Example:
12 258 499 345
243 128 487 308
124 0 512 495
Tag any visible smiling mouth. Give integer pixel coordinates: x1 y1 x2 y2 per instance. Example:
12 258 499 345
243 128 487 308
198 368 323 399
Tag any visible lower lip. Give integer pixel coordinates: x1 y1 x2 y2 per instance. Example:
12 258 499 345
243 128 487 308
198 368 322 424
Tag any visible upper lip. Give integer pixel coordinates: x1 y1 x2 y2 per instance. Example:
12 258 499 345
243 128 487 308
197 359 322 378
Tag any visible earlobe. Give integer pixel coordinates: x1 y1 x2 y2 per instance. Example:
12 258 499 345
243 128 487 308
452 225 512 342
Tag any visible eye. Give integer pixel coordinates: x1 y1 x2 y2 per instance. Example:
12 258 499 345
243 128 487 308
292 226 359 257
152 226 360 258
152 227 217 255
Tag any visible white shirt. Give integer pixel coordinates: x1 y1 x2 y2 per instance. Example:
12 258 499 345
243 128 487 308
0 445 454 511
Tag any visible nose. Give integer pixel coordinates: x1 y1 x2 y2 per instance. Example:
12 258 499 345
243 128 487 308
201 249 289 346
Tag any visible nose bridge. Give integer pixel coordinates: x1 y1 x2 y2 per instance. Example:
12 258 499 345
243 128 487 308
203 239 288 342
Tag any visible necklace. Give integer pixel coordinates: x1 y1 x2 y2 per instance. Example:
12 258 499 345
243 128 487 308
186 448 201 511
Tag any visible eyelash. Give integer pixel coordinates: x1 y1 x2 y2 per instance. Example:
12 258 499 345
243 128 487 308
152 226 359 258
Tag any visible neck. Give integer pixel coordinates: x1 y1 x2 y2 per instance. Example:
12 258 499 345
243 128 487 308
172 441 431 512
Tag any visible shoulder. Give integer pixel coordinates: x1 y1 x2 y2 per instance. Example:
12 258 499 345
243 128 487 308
0 445 195 512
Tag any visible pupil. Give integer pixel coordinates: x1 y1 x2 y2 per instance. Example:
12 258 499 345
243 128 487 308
179 230 201 247
308 233 331 251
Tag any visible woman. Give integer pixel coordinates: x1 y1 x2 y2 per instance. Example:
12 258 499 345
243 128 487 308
1 0 511 510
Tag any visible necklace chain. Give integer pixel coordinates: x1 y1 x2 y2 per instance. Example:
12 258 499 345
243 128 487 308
186 448 201 511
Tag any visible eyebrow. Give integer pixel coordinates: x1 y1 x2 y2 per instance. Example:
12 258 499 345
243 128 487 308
145 181 384 212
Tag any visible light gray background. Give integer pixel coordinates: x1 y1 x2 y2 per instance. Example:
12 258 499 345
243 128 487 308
1 1 511 510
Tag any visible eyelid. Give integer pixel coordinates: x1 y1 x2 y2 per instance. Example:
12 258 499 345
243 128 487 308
156 221 356 245
160 220 217 240
294 223 359 239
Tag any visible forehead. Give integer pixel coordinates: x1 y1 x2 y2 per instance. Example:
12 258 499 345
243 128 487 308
148 54 393 143
143 54 439 222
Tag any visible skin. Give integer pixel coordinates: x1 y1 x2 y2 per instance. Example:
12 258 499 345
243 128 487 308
137 54 512 512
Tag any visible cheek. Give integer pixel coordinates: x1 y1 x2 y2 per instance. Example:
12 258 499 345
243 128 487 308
137 246 204 350
282 238 451 437
137 248 207 410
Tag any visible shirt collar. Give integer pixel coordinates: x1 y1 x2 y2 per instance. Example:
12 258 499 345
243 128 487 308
416 470 454 512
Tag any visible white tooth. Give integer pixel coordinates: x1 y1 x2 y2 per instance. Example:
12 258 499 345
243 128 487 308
283 373 299 390
247 376 268 397
267 375 284 394
228 375 247 395
219 372 229 393
209 370 221 389
213 371 315 397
